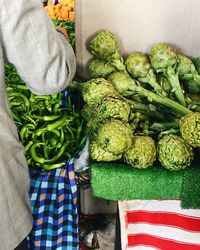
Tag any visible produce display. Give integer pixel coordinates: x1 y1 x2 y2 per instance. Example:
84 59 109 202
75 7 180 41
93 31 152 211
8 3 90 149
44 0 75 49
83 30 200 171
44 0 75 21
5 64 85 170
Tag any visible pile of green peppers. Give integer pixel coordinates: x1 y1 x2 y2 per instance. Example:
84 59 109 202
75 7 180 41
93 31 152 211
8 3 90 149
5 63 86 170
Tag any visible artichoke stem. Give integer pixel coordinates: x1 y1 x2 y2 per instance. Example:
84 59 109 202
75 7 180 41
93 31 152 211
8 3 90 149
129 84 191 116
166 67 186 106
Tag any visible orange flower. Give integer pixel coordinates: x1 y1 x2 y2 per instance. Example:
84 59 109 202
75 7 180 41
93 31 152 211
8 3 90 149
69 11 75 22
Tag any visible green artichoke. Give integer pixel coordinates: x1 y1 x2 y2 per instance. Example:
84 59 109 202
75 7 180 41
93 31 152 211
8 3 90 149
97 120 132 154
90 30 117 58
82 78 118 105
90 141 122 162
157 134 194 171
82 104 96 121
176 54 200 86
108 71 136 96
89 30 126 71
150 43 186 106
86 116 104 141
95 95 131 123
89 59 117 79
124 136 156 169
125 52 166 96
179 112 200 147
150 43 177 70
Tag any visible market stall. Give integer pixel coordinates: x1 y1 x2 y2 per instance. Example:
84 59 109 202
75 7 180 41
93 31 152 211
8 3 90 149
6 0 200 249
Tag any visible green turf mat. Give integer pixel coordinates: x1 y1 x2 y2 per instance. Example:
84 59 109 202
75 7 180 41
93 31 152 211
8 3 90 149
181 162 200 209
91 162 183 200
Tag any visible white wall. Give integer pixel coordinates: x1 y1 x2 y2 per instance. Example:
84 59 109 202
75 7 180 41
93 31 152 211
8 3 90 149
76 0 200 79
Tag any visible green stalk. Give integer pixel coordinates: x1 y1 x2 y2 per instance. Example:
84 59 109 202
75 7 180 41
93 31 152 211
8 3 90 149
127 99 165 120
109 72 191 116
150 121 179 131
131 84 190 116
165 67 186 106
108 50 127 72
139 69 167 97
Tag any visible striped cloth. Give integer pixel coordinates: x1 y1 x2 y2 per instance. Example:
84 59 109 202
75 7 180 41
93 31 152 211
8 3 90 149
28 158 78 250
119 200 200 250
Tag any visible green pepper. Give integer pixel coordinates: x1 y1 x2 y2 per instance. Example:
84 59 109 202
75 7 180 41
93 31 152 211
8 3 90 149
42 130 61 149
40 162 66 171
75 119 84 143
30 141 69 164
7 92 30 111
35 113 74 137
21 114 37 125
24 141 34 152
8 72 21 83
12 112 22 123
30 114 63 122
20 124 35 142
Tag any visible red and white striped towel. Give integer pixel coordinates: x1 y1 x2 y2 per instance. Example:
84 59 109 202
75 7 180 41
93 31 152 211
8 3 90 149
118 200 200 250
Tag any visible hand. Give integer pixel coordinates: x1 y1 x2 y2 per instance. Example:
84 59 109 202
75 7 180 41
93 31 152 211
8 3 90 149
56 26 69 41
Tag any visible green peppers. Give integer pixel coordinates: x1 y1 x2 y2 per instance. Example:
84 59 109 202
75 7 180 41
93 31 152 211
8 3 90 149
5 63 86 170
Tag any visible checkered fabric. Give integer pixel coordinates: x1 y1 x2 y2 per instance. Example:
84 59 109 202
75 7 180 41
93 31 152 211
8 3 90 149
28 158 78 250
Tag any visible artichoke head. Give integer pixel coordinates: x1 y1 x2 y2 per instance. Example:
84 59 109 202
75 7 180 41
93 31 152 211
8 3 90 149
90 141 122 162
108 71 136 96
124 136 156 169
86 116 104 141
89 59 117 79
90 30 118 59
150 43 177 72
158 134 194 171
82 78 118 105
82 104 96 121
125 52 151 78
97 120 132 154
96 95 131 123
179 112 200 147
176 54 198 81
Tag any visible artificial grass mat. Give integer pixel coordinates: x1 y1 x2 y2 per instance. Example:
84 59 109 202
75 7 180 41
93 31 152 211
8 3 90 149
91 161 200 208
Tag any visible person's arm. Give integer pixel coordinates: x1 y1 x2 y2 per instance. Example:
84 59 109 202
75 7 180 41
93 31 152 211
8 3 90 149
0 0 76 95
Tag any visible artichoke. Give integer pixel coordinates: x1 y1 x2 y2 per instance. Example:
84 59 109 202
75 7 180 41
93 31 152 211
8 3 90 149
82 104 96 121
125 52 166 96
86 116 104 141
150 43 177 71
89 59 117 79
90 30 126 71
179 112 200 147
150 43 186 106
90 141 122 162
176 54 200 86
97 120 132 154
157 134 194 171
82 78 118 105
90 30 117 58
124 136 156 169
95 95 131 123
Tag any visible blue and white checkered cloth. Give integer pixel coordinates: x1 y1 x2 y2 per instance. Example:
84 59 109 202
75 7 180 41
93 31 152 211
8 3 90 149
28 158 78 250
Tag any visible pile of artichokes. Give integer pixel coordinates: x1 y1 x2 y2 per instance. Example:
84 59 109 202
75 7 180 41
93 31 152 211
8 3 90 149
82 30 200 171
